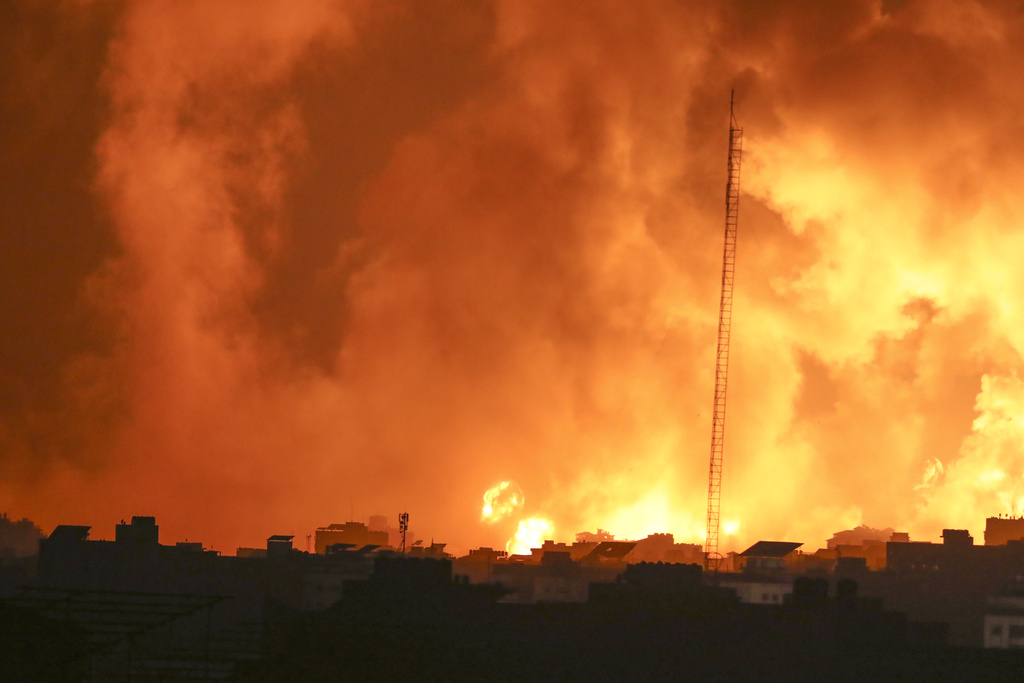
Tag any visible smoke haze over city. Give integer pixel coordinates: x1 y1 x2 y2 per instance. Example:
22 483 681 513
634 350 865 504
4 0 1024 555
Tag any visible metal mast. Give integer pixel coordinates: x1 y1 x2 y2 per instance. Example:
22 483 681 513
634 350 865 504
705 91 742 572
399 512 409 553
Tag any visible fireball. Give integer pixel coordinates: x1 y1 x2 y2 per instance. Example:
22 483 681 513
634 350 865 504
481 480 525 523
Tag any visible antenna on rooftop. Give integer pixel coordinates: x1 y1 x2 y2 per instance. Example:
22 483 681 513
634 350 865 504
399 512 409 554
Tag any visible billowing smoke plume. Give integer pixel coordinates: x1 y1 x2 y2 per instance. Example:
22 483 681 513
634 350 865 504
4 0 1024 554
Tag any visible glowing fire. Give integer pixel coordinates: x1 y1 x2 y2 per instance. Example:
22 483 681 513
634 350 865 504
599 489 707 545
15 1 1024 557
507 517 554 556
481 481 525 523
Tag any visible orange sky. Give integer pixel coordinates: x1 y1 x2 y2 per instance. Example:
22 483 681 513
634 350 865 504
4 0 1024 555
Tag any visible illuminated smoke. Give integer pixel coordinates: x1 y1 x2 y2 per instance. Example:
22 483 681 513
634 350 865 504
508 517 554 556
918 375 1024 524
915 458 945 491
481 481 525 523
8 0 1024 555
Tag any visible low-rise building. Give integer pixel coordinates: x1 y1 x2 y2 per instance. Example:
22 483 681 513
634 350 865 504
717 574 793 605
314 522 388 554
985 516 1024 546
734 541 803 574
984 593 1024 648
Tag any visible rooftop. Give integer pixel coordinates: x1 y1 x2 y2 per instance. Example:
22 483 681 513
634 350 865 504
739 541 802 558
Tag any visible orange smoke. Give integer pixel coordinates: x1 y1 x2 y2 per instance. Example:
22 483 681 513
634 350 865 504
5 0 1024 556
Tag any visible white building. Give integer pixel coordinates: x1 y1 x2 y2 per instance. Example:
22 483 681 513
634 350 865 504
718 576 792 605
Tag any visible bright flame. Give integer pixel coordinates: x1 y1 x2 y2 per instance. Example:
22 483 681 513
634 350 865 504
507 517 553 555
602 488 705 544
722 519 740 536
481 481 525 523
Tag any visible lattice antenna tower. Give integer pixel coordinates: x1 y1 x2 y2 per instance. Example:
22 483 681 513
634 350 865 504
399 512 409 554
705 91 742 572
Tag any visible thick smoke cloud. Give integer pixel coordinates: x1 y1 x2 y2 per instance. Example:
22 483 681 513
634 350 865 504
3 0 1024 553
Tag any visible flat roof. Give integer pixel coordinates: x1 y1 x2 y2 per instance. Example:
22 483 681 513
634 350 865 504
739 541 802 558
49 525 91 541
584 541 637 561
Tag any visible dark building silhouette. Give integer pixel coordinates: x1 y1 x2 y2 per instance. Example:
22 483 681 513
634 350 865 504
886 528 977 572
985 516 1024 546
452 546 507 583
232 554 1024 682
20 513 1024 677
574 529 703 564
0 602 90 681
114 515 159 546
267 534 295 557
0 512 43 559
493 549 589 604
804 541 888 572
20 516 386 677
408 541 450 558
828 525 900 549
314 521 388 553
804 525 909 571
626 532 703 564
0 513 43 599
867 528 1024 647
454 540 635 603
